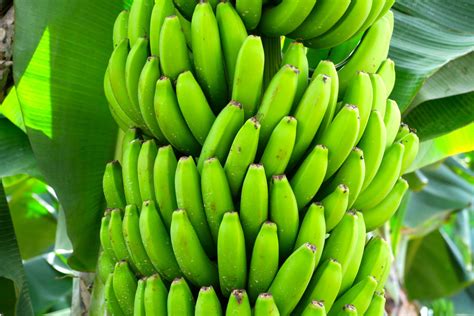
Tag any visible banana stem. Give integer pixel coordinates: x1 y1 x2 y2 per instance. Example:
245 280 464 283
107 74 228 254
262 36 282 89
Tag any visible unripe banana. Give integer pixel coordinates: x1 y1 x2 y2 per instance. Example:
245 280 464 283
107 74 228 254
318 104 360 180
236 0 262 30
254 293 280 316
195 286 223 316
160 15 192 81
240 164 269 251
168 277 195 316
173 0 195 20
105 274 125 316
270 175 299 259
362 177 409 231
294 203 326 267
260 116 297 178
334 304 357 316
282 41 309 108
128 0 153 46
329 276 378 316
377 58 396 96
259 0 317 36
355 236 391 285
248 221 279 303
103 161 127 209
354 142 404 210
289 74 331 168
395 123 410 142
170 209 218 287
321 184 349 232
202 158 235 242
224 117 260 198
139 201 182 280
175 156 215 257
176 71 216 145
137 140 157 203
134 278 146 316
232 36 265 119
301 301 326 316
226 289 251 316
97 251 115 285
100 212 117 261
357 0 387 35
256 65 299 147
150 0 175 57
197 101 245 172
370 73 388 117
269 243 317 315
290 145 328 210
175 9 192 48
113 261 138 316
399 132 420 174
359 111 387 191
122 128 140 157
153 145 178 230
365 291 386 316
122 139 142 207
109 209 133 265
113 10 129 48
125 37 149 118
384 99 402 148
154 76 200 155
192 1 228 111
144 274 168 315
216 1 248 87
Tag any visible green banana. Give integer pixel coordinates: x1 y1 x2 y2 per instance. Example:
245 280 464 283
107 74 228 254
326 33 363 66
362 177 409 231
318 104 360 180
192 1 228 111
128 0 153 46
109 209 133 264
335 304 357 316
254 293 280 316
354 142 404 210
159 15 192 80
154 76 200 155
175 8 192 48
295 259 342 314
355 236 391 285
137 140 157 203
125 37 148 118
289 74 331 168
370 73 388 117
260 116 297 178
232 35 265 119
113 261 138 316
248 221 279 303
105 274 125 316
226 289 252 316
100 212 117 260
365 291 386 316
383 99 402 148
170 209 218 287
195 286 223 316
150 0 175 57
97 251 115 284
134 278 146 316
236 0 262 30
357 0 387 35
167 277 195 316
377 58 396 96
217 1 248 87
139 201 182 280
175 156 215 257
294 203 326 267
359 111 387 191
304 0 373 49
321 184 349 232
176 71 216 145
113 10 129 47
289 0 351 40
153 145 178 230
399 132 420 174
338 12 394 94
290 145 328 210
122 139 142 207
259 0 317 36
329 276 378 316
301 301 326 316
122 128 140 157
144 274 168 316
103 161 126 209
197 101 245 172
224 117 261 198
282 41 309 108
269 243 317 315
218 212 247 297
269 175 299 259
375 251 391 292
395 123 410 142
173 0 195 20
240 164 269 251
256 64 299 147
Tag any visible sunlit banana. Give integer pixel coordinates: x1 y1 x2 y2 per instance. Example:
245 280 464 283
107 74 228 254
354 142 404 210
248 221 279 303
150 0 175 57
226 289 251 316
154 76 200 155
122 139 142 207
301 301 326 316
97 251 115 285
168 277 195 316
139 201 182 280
105 274 124 316
113 10 129 47
282 41 309 108
357 0 387 35
355 236 391 284
137 140 157 203
395 123 410 142
362 177 409 231
254 293 280 316
100 211 117 261
377 58 396 96
378 0 395 19
334 304 357 316
236 0 262 30
289 74 331 168
134 279 146 316
399 132 420 174
175 9 192 48
103 161 126 209
270 175 299 259
321 184 349 232
290 145 328 210
170 209 219 287
240 164 269 251
195 286 223 316
370 73 388 117
329 276 378 316
175 156 215 257
269 243 317 315
294 203 326 267
144 274 168 315
376 244 393 292
197 101 245 172
232 35 265 119
128 0 153 46
192 1 228 111
383 99 402 148
365 291 386 316
113 261 138 316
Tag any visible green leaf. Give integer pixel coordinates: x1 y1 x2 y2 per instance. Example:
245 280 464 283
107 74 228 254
1 87 26 132
14 0 125 271
0 181 34 315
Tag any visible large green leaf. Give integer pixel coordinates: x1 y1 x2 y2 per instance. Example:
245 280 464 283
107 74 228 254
14 0 125 271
